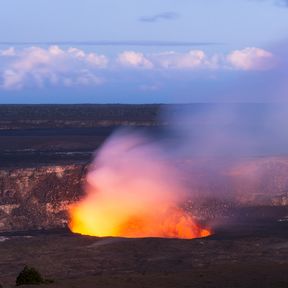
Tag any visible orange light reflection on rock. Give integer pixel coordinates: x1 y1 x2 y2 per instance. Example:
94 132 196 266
69 131 212 240
69 203 211 239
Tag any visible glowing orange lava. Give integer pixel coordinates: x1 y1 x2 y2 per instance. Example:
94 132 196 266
68 131 212 239
69 204 211 239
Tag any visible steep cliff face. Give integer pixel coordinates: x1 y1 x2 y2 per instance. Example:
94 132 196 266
229 157 288 206
0 165 86 232
0 157 287 233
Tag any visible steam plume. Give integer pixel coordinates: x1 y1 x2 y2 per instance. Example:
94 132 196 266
69 130 211 239
70 40 288 237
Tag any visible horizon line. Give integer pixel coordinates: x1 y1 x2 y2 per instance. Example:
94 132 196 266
0 40 223 47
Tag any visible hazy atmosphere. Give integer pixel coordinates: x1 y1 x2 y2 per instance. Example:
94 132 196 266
1 0 288 103
1 1 288 288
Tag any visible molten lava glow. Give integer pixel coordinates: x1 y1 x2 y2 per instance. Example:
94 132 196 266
69 131 211 239
70 204 211 239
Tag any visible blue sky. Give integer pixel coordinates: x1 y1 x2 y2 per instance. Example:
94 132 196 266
0 0 288 103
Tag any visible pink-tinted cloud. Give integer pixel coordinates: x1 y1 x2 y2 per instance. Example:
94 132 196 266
117 51 153 69
0 46 276 90
227 47 275 71
1 46 107 90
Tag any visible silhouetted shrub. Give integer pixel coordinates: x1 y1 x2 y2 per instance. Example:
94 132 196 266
16 266 44 286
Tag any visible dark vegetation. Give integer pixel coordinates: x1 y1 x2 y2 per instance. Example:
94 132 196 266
16 265 53 286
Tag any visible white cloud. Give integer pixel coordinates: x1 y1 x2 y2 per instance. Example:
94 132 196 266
0 46 107 90
227 47 275 71
153 50 210 69
0 45 276 90
0 47 16 57
63 70 105 87
152 48 274 71
2 69 23 89
117 51 153 69
67 47 108 68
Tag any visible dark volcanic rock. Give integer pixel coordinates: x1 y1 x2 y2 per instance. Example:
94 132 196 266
0 164 86 232
0 223 288 288
0 157 287 233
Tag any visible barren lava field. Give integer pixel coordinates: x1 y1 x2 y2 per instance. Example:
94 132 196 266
0 220 287 288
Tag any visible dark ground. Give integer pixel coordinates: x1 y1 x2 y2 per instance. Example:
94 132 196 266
0 220 287 288
0 127 114 167
0 103 274 167
0 104 287 287
0 104 164 167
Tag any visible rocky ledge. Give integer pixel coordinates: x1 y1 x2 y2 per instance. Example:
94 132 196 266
0 164 86 232
0 156 288 233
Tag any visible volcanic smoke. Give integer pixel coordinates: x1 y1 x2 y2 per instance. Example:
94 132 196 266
69 40 288 239
69 130 211 239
